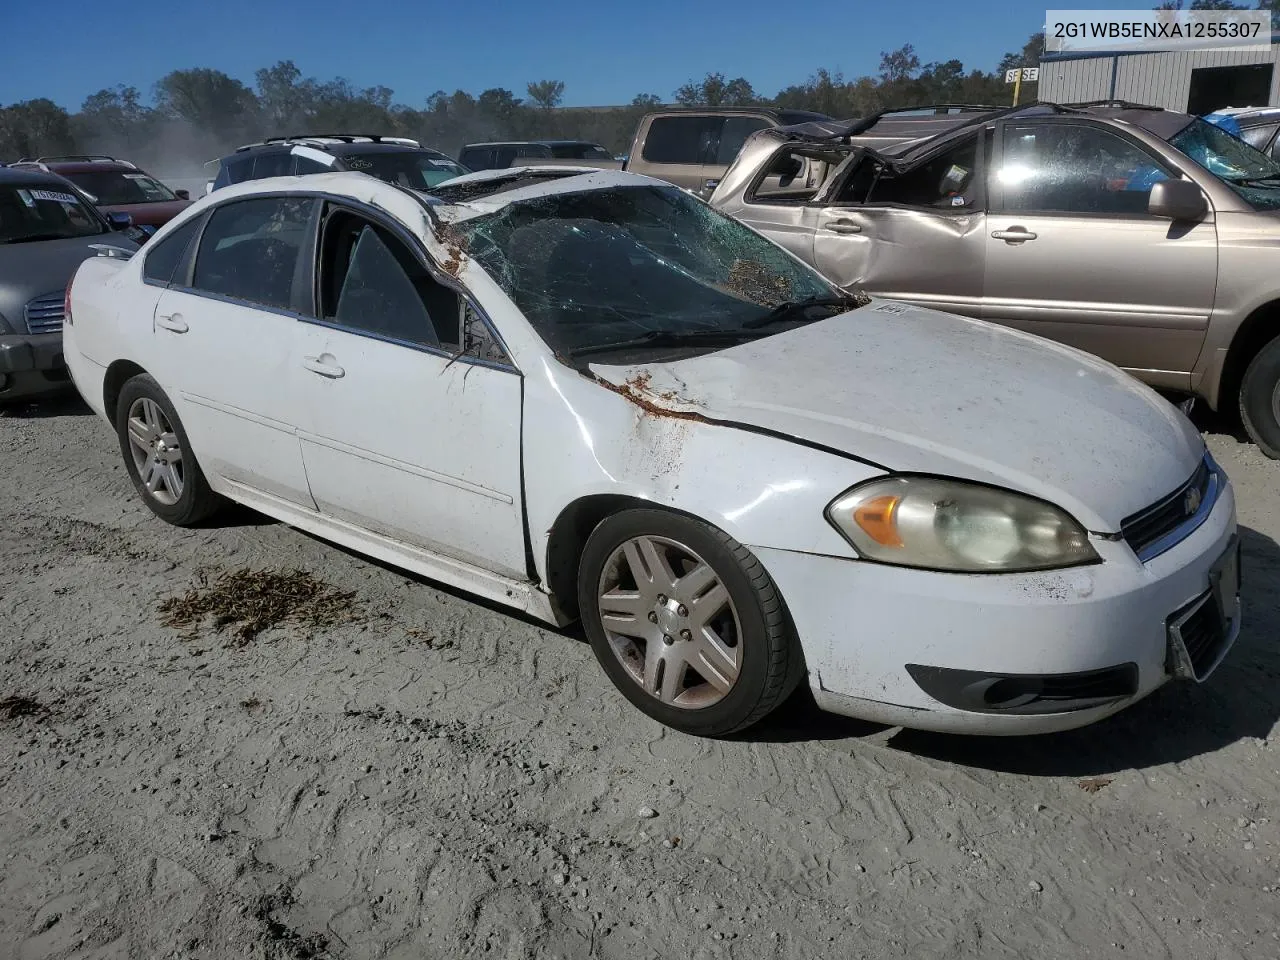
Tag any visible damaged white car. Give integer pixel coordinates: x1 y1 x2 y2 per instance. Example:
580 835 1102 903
63 166 1240 736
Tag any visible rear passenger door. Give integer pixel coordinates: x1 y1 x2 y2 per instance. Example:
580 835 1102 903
293 202 528 578
149 195 317 507
810 131 988 317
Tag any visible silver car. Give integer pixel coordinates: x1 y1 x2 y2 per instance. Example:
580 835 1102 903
711 101 1280 459
0 167 140 404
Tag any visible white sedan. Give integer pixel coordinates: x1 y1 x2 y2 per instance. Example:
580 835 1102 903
63 167 1241 736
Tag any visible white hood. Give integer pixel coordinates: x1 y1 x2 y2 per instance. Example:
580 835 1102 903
591 301 1205 532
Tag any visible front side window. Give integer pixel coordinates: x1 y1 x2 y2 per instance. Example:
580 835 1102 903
453 184 841 360
319 209 459 348
251 151 293 180
751 147 845 203
192 196 314 310
64 170 177 205
217 157 254 188
998 123 1172 215
1240 122 1279 150
142 216 201 285
641 116 722 165
550 143 614 160
0 184 105 243
1168 117 1280 211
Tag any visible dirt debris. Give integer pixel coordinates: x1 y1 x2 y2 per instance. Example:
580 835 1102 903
1078 776 1115 794
0 695 47 721
158 568 362 645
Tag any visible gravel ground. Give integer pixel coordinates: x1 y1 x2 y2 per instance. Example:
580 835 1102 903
1 395 1278 960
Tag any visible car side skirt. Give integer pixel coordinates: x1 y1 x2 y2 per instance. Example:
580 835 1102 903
212 476 567 627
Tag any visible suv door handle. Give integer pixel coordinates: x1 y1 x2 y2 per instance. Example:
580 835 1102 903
156 313 188 333
991 228 1038 243
302 356 345 379
823 219 862 235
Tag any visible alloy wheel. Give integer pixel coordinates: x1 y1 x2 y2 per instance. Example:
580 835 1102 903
596 535 742 709
126 397 184 506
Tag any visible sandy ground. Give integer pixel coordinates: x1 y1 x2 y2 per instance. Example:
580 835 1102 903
1 395 1278 960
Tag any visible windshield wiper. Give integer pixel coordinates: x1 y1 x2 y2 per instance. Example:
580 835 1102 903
1229 176 1280 187
567 328 761 358
743 294 866 329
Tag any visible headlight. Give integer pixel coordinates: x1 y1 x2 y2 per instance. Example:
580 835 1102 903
825 477 1099 573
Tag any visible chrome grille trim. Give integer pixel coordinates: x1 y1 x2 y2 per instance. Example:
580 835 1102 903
24 292 65 335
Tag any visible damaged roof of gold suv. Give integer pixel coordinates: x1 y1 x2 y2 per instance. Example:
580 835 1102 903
711 100 1280 459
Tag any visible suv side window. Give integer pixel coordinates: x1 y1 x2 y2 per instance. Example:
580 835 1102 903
642 116 722 165
294 154 330 174
1241 123 1279 150
192 197 315 311
716 117 771 166
839 134 981 209
214 156 253 190
318 208 460 349
750 148 841 204
998 122 1173 215
142 216 202 286
252 150 293 180
459 147 490 170
515 144 552 158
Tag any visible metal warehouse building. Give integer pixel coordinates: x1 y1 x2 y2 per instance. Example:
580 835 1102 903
1040 35 1280 114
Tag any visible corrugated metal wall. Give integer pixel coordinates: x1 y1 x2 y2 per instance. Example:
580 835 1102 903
1040 45 1280 109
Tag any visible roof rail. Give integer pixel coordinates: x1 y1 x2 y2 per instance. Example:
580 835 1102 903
255 133 421 146
1061 99 1164 111
873 103 1004 116
28 154 137 167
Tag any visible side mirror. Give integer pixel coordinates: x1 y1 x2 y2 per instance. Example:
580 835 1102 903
175 189 190 200
1148 179 1207 221
106 211 133 230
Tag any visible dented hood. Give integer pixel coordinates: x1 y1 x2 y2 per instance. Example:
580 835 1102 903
590 301 1205 532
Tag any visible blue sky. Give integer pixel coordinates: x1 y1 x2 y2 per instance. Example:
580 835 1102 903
3 0 1045 110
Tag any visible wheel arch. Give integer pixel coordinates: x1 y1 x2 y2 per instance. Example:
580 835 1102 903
103 359 149 422
1218 300 1280 412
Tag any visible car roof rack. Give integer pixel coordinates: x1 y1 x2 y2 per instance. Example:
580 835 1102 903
1061 99 1164 111
18 154 137 167
236 134 422 152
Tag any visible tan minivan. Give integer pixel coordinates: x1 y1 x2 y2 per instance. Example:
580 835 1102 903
711 101 1280 457
624 107 832 197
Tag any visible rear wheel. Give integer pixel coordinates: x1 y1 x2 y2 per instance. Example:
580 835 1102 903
1239 335 1280 460
578 508 804 737
115 374 222 526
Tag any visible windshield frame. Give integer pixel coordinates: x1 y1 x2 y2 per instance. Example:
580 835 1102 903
446 183 849 363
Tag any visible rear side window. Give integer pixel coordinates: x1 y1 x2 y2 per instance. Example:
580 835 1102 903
516 144 552 158
716 117 771 166
142 216 202 285
192 197 315 311
641 116 722 165
459 147 491 170
319 208 460 348
252 151 293 179
215 156 254 189
294 154 330 174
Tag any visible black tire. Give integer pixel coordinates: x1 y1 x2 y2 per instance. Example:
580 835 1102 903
1239 335 1280 460
115 373 222 526
578 508 804 737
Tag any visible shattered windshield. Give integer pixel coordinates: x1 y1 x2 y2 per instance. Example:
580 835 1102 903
450 185 843 358
1168 118 1280 210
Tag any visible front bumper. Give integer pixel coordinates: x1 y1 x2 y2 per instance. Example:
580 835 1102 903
0 332 69 400
757 470 1239 735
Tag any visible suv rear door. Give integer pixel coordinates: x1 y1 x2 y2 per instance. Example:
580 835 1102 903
807 130 989 317
630 115 770 194
982 117 1218 383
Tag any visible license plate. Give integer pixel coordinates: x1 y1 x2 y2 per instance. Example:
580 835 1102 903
1210 535 1241 634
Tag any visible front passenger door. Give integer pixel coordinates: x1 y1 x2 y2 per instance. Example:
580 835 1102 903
982 120 1218 378
293 204 528 579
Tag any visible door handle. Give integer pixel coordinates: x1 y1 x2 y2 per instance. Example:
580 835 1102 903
302 356 345 379
991 228 1038 243
823 219 862 235
156 313 188 333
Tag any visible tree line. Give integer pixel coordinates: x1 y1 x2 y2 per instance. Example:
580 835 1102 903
0 37 1046 174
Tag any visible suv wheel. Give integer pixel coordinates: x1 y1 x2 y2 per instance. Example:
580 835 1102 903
115 374 222 525
1239 335 1280 459
578 508 804 737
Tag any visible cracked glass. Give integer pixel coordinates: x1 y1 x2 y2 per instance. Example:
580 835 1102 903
450 184 843 359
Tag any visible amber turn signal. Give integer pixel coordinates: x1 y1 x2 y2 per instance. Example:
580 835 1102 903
853 495 904 547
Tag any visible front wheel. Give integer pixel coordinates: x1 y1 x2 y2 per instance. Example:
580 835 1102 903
115 373 222 526
1239 335 1280 460
578 508 804 737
